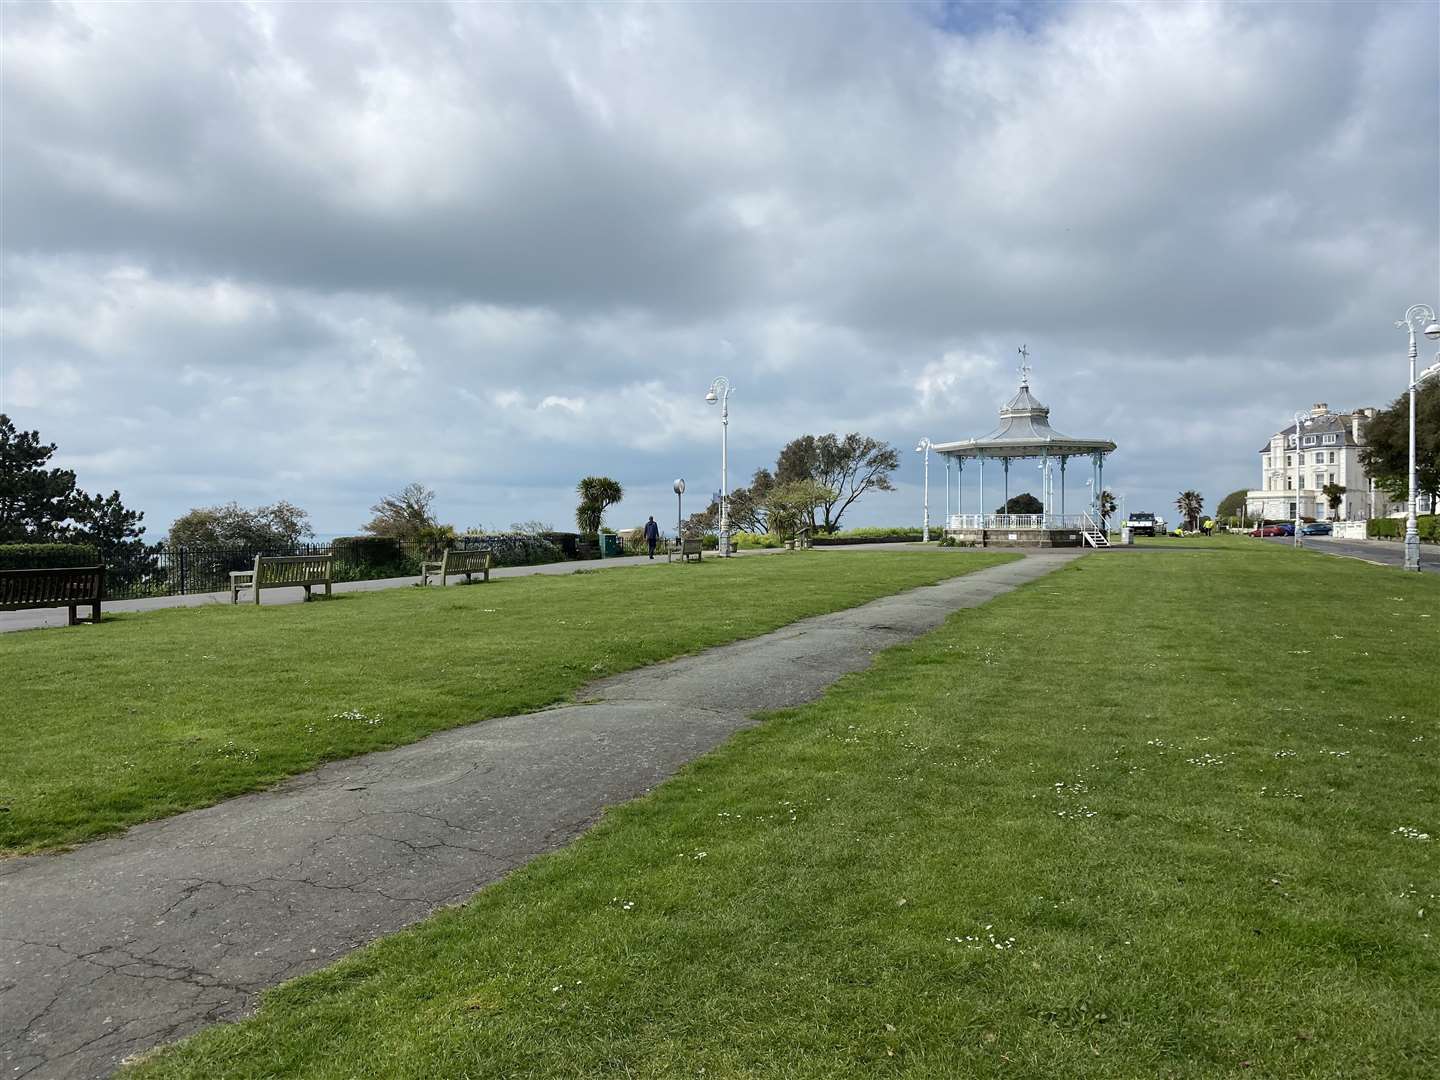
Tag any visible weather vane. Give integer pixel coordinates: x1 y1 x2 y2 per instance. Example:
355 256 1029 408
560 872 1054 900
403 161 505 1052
1017 344 1031 387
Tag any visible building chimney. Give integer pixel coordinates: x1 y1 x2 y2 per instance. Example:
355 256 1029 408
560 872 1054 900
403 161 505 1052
1311 403 1328 417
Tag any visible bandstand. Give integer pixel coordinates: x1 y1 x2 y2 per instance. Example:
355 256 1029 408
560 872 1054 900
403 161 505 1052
933 368 1117 547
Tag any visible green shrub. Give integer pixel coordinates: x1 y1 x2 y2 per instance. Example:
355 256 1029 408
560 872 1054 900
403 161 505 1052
331 536 404 567
0 543 100 570
832 526 925 540
1364 516 1438 541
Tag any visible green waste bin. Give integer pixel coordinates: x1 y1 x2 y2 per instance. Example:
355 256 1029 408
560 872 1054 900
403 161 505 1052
599 533 622 557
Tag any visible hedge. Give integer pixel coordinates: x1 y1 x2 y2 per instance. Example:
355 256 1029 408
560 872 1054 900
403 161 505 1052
0 543 100 570
1367 515 1439 542
331 536 405 567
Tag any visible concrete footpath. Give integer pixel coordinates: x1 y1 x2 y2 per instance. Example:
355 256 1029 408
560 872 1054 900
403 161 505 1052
0 551 1080 1079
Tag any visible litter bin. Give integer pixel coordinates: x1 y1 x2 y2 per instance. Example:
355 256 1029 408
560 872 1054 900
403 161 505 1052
599 533 623 557
1121 526 1133 545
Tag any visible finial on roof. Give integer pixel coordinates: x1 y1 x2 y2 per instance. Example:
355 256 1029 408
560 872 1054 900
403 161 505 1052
1017 344 1031 388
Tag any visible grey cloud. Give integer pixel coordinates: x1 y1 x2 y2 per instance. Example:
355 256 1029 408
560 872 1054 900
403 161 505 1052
2 0 1436 533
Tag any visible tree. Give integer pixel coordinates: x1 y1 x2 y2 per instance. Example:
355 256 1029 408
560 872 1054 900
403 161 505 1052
364 483 441 541
995 492 1044 515
687 467 776 537
575 476 623 535
763 480 836 540
1216 489 1249 520
1176 490 1204 531
1098 489 1118 527
169 501 312 549
773 433 899 532
1359 383 1440 509
1321 482 1346 515
0 413 148 549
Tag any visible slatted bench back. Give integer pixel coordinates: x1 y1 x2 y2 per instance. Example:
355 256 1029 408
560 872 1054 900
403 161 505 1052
256 555 333 587
680 539 703 554
0 566 105 609
444 550 492 573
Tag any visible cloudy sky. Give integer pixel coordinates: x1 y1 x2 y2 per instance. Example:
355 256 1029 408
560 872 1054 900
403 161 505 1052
3 0 1437 538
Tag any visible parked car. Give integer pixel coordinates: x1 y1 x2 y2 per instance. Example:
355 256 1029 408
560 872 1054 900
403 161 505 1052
1301 522 1332 536
1251 523 1293 537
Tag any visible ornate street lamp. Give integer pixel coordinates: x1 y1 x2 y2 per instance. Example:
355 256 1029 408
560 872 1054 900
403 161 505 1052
1292 412 1316 547
1395 305 1440 571
673 478 686 547
705 378 733 556
915 438 932 542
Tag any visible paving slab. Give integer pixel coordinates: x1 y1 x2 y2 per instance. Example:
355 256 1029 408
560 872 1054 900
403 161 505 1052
0 551 1080 1079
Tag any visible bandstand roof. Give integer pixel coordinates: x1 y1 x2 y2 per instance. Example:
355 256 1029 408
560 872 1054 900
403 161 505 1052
932 377 1117 460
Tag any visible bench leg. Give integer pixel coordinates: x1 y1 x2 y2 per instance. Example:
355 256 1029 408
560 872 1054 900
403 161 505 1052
482 567 490 583
324 581 332 598
255 583 262 605
303 584 312 601
91 600 101 624
68 604 78 627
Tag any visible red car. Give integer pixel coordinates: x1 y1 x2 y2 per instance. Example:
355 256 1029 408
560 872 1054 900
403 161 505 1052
1250 524 1293 537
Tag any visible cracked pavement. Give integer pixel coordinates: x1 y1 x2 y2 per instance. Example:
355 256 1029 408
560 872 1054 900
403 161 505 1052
0 552 1079 1078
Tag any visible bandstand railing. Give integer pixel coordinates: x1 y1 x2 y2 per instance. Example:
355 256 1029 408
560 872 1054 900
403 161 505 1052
946 513 1088 530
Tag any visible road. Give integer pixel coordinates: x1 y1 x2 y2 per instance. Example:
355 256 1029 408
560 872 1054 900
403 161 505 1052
1259 534 1439 573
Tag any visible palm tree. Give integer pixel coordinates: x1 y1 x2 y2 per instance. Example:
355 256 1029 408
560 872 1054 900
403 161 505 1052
1098 489 1118 528
1176 490 1204 532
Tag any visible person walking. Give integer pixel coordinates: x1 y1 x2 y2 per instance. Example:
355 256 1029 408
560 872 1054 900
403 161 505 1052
643 515 660 559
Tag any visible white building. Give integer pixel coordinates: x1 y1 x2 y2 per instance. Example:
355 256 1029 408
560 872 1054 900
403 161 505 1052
1246 403 1404 522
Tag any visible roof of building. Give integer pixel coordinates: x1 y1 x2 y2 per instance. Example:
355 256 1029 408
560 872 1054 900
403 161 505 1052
1257 408 1371 454
933 377 1117 460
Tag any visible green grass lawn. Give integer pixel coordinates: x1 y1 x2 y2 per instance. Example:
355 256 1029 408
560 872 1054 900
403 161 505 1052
0 550 1014 854
128 540 1439 1079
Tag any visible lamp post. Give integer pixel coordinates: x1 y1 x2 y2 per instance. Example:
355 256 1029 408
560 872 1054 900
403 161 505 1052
916 438 932 542
1395 306 1440 571
673 478 685 547
1292 412 1314 548
705 378 733 556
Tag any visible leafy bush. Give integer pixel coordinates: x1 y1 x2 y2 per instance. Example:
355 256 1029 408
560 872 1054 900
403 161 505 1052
833 526 924 539
1369 515 1439 541
332 536 405 567
733 533 784 549
333 555 422 583
0 543 100 570
457 534 564 567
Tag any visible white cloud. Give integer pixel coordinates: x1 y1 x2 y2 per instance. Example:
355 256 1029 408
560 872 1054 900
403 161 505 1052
1 0 1435 533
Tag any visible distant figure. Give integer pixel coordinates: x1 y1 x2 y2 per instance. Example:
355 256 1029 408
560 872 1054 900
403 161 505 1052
643 516 660 559
1202 517 1214 536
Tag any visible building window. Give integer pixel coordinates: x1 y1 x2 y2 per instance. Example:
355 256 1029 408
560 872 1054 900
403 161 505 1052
1286 454 1293 467
1329 472 1335 484
1303 435 1317 446
1328 451 1335 464
1323 434 1337 445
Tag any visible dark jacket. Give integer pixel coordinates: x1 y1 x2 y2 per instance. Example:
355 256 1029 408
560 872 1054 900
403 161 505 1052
643 520 660 542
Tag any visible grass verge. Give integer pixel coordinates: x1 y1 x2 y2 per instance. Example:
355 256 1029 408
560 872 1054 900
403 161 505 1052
129 540 1438 1079
0 550 1014 854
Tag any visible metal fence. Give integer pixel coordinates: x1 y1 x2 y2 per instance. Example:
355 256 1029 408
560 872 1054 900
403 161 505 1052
94 534 575 601
95 543 336 601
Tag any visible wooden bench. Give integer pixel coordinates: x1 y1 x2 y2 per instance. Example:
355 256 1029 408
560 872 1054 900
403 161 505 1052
230 554 333 605
421 548 492 586
670 538 704 563
0 565 105 625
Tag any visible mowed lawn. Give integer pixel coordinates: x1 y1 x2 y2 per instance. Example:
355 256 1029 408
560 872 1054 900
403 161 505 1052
0 550 1014 854
129 540 1438 1079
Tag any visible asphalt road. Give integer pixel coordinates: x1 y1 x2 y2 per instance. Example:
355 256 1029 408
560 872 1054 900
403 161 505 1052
0 552 1080 1079
1258 534 1439 573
